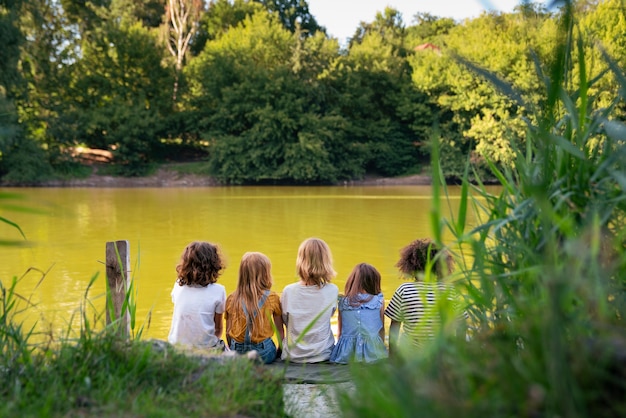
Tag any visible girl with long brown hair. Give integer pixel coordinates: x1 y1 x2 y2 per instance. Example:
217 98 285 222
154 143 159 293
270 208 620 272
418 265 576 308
225 252 284 363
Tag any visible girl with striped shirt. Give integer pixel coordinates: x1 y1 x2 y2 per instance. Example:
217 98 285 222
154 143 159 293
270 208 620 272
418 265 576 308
384 238 462 356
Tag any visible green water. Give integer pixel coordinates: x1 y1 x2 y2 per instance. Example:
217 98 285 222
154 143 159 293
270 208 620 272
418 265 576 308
0 185 478 340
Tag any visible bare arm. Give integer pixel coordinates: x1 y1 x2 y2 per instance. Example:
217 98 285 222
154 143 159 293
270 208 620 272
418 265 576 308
379 303 385 342
273 312 285 342
224 312 233 347
389 320 401 358
214 312 224 341
336 310 342 340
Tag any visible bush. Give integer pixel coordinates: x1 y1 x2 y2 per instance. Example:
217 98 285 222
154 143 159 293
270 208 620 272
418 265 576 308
1 139 55 184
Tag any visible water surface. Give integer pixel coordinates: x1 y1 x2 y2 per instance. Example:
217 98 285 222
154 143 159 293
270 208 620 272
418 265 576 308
0 185 479 340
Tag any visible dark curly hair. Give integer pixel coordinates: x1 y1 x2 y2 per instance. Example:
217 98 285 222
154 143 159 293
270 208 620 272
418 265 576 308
395 238 452 280
176 241 225 287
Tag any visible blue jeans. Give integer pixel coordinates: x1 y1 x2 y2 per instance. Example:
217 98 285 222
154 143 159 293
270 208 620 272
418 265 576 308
230 337 277 364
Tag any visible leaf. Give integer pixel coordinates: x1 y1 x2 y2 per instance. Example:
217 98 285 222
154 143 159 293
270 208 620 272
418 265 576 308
546 133 585 159
452 54 526 108
603 119 626 142
0 216 27 240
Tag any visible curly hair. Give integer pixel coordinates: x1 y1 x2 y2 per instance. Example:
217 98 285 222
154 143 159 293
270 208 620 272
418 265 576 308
395 238 452 280
176 241 225 287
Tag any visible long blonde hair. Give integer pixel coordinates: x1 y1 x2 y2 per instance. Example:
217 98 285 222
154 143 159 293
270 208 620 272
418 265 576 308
296 237 337 287
231 252 273 329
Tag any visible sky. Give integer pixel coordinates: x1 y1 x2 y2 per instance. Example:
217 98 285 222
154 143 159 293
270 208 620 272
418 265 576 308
306 0 553 44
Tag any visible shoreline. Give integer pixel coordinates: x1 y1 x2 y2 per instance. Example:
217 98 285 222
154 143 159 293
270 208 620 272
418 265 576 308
1 168 433 188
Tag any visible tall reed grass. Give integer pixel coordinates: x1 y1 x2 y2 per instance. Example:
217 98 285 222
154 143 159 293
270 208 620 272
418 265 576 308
339 3 626 417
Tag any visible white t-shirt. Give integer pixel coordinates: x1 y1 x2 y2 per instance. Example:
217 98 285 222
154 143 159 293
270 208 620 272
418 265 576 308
280 282 338 363
168 282 226 348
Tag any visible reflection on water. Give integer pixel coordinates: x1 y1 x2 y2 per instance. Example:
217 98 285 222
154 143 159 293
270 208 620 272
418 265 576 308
0 185 484 341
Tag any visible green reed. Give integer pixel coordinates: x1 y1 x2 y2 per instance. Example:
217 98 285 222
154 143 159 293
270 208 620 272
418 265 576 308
338 2 626 417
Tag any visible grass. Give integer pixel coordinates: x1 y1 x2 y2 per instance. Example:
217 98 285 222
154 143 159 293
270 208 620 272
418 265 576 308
165 161 213 176
336 2 626 417
0 272 286 418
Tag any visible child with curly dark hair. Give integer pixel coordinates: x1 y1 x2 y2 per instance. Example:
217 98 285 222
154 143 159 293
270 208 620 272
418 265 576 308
384 238 461 356
168 241 227 350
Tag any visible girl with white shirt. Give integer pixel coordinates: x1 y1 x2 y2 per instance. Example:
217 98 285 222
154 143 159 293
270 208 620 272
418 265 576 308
168 241 227 350
281 237 338 363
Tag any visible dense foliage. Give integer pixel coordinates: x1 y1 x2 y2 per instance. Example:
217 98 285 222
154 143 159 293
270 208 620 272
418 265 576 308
1 0 625 183
339 2 626 416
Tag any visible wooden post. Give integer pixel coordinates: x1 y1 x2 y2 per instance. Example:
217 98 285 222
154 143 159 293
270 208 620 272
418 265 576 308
105 240 131 339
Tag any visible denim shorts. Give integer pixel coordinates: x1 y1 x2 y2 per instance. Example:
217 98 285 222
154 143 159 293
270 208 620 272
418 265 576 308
230 337 277 364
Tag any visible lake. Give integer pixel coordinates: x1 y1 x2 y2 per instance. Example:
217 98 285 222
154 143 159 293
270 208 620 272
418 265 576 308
0 185 483 341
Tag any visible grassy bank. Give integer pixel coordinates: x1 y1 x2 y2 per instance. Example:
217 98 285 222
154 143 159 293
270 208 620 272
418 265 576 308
0 276 285 417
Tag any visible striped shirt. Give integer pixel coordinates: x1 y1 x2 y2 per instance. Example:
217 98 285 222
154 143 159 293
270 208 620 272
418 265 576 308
384 281 460 346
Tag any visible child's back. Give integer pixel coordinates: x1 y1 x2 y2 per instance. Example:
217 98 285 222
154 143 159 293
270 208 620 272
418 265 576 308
280 237 338 363
281 281 338 362
330 293 387 364
169 282 226 347
330 263 388 364
168 241 226 349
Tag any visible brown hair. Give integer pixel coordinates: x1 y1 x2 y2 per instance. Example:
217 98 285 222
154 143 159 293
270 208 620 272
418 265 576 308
395 238 453 280
296 237 337 287
176 241 224 287
230 252 273 328
343 263 382 306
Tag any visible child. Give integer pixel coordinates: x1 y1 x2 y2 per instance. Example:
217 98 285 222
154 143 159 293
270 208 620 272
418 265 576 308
225 252 284 364
330 263 388 364
168 241 227 350
384 238 462 356
280 237 338 363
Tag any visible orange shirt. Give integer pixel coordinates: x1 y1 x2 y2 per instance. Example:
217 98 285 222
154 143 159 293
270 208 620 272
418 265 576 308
225 292 282 343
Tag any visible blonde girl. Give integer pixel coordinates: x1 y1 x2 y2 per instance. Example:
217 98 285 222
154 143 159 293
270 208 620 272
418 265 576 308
225 252 284 364
280 237 338 363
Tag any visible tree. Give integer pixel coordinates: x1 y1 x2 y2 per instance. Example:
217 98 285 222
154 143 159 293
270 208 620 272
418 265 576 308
185 11 361 184
329 8 424 176
163 0 204 101
0 0 24 155
254 0 323 35
349 6 405 52
407 9 557 179
190 0 262 55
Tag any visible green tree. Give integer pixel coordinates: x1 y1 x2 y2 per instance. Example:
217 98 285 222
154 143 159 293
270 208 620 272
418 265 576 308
185 11 361 183
0 0 25 153
191 0 261 55
408 8 557 179
31 1 174 175
253 0 323 35
330 7 426 176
